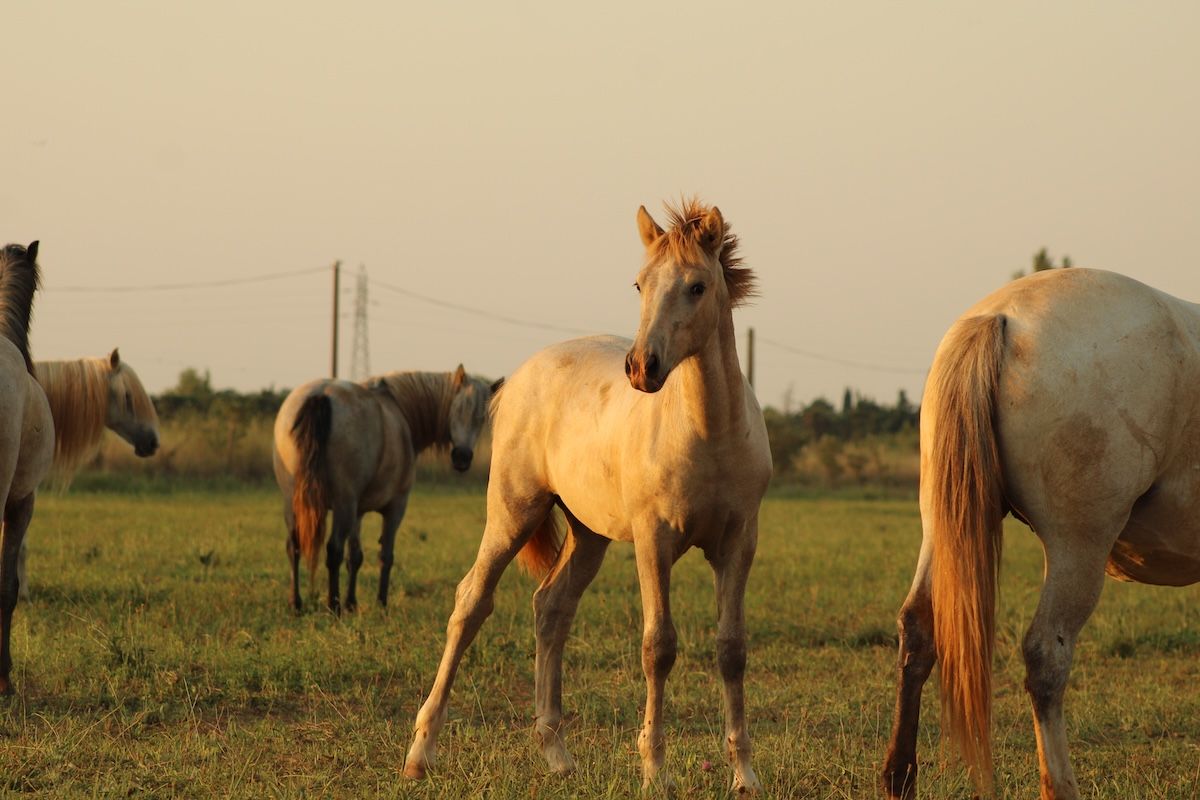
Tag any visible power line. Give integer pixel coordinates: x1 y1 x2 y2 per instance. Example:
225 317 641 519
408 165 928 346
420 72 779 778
372 277 593 336
48 265 329 293
757 335 926 376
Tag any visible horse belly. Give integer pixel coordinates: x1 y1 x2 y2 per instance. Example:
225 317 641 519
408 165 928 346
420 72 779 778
1108 468 1200 586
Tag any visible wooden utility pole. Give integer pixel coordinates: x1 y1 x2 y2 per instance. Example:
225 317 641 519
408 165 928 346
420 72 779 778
746 326 756 390
331 260 341 378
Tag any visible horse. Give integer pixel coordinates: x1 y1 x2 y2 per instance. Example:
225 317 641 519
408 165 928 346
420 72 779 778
273 365 501 613
18 350 160 597
403 200 772 795
881 268 1200 800
0 242 54 694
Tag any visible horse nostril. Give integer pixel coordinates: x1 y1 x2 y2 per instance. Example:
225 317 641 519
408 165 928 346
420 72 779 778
624 354 634 377
645 353 659 378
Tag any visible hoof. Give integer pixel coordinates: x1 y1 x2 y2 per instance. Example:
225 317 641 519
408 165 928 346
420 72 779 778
641 773 677 797
732 773 763 795
0 677 13 696
881 760 917 800
402 761 427 780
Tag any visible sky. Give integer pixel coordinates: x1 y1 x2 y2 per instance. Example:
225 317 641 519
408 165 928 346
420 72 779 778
5 1 1199 411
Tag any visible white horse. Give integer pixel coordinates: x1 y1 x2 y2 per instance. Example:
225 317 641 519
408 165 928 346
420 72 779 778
273 366 500 613
18 350 159 597
403 200 771 794
882 268 1200 799
0 242 53 694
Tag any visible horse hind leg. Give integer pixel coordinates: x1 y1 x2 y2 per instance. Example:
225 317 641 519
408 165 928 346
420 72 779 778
0 493 34 695
283 500 302 612
16 538 28 602
533 509 609 774
1023 529 1112 800
882 531 936 800
403 491 554 779
342 512 364 613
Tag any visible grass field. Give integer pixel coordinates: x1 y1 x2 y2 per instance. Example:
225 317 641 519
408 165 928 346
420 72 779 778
3 487 1200 798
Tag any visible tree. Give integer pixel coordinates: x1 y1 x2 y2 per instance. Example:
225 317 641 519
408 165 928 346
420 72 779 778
1013 247 1074 280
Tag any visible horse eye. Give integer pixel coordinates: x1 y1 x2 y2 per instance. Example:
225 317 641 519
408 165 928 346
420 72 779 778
690 282 706 297
125 394 133 412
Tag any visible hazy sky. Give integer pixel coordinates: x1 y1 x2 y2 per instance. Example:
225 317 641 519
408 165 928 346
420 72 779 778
6 2 1199 410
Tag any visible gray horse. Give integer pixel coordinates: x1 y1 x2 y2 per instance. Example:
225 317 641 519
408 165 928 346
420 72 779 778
273 365 500 613
0 242 53 693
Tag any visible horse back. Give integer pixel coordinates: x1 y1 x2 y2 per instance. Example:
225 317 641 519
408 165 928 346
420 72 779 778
274 379 414 511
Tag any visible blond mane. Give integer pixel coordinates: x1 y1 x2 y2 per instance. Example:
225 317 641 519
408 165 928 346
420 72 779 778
653 198 756 306
371 370 461 452
34 357 158 477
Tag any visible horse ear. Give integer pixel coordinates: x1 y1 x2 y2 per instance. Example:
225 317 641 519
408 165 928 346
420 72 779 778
452 364 467 389
490 377 505 394
698 206 725 255
26 241 39 263
109 348 121 368
637 206 663 248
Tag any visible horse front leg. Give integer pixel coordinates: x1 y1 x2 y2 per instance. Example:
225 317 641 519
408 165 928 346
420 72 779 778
633 527 678 794
882 532 936 800
708 517 761 795
377 495 408 607
0 493 34 695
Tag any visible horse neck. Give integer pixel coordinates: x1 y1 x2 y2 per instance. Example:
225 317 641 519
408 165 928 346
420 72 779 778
665 311 748 439
380 373 453 453
34 359 110 472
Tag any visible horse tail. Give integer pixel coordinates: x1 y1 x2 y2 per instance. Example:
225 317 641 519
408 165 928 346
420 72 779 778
515 508 564 580
290 393 333 577
927 314 1007 794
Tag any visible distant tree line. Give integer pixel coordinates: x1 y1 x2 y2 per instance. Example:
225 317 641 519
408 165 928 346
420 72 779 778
762 389 919 486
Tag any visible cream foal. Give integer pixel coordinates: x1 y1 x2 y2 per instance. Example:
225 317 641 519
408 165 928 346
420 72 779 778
403 200 771 794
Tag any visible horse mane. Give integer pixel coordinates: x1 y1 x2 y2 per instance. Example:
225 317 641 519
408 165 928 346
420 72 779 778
33 357 158 477
371 370 460 452
656 198 756 306
0 243 42 374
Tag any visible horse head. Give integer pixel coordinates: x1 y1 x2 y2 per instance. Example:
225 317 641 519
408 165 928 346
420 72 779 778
626 199 754 393
447 364 503 472
104 348 160 457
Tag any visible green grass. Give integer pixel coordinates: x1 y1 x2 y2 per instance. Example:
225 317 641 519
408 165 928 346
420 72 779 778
4 488 1200 797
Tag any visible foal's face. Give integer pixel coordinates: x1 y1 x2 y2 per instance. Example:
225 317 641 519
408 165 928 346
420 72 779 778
104 350 160 457
446 369 502 472
626 206 727 393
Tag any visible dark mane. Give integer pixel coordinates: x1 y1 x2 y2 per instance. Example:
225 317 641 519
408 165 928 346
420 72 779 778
656 198 756 306
0 243 41 374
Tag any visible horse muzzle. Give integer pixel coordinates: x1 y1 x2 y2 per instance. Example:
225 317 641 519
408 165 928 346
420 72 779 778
135 433 159 458
625 349 665 393
450 446 473 472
